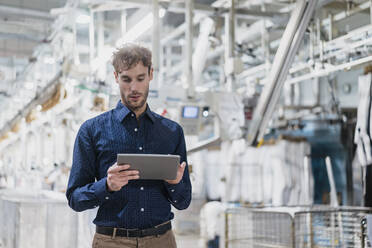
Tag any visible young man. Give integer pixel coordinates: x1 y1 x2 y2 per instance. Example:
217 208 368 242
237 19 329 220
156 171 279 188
66 44 192 248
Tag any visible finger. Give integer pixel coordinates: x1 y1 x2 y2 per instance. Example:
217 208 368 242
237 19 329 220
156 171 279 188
179 162 186 172
110 164 130 173
118 170 139 177
127 175 140 181
107 162 118 172
114 174 139 185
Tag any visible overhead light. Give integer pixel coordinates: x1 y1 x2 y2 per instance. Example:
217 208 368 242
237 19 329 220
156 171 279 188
76 14 91 24
159 8 166 18
116 12 153 46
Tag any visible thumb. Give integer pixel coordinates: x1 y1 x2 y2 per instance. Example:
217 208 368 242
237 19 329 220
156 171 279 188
180 162 186 170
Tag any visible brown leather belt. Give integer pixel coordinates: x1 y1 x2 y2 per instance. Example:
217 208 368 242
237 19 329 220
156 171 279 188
96 222 171 238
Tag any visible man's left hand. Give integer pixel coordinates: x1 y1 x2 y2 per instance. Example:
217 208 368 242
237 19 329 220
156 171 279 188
165 162 186 184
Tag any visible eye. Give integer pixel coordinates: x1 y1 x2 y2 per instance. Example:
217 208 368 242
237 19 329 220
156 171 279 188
138 78 144 82
122 78 131 83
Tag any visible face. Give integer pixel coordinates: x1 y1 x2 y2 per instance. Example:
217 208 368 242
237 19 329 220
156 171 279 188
114 62 153 115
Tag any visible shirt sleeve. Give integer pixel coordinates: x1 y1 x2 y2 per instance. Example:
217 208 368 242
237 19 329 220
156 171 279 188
164 126 192 210
66 121 112 212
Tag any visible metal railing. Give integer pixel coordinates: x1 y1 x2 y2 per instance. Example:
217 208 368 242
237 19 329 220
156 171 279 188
225 206 372 248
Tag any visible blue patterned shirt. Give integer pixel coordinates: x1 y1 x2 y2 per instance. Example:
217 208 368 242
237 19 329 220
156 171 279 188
66 101 192 229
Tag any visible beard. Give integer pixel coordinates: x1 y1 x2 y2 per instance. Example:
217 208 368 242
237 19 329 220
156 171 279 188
122 89 149 112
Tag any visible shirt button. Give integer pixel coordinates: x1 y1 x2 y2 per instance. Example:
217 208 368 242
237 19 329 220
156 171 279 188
139 146 143 151
171 189 175 192
131 113 134 117
174 200 177 203
140 187 144 190
134 128 138 132
105 197 109 200
140 208 144 212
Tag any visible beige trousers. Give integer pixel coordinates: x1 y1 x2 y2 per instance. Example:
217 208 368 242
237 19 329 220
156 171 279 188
92 230 177 248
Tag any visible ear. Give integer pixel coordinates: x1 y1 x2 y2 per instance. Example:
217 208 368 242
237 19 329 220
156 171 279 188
149 67 154 81
114 71 119 84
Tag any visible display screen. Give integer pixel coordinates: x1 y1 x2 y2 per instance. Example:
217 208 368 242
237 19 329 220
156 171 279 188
182 106 199 119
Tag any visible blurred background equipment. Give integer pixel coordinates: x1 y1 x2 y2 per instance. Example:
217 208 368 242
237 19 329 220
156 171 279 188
3 0 372 247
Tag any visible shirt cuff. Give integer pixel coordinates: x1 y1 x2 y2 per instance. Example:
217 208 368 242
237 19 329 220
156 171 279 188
92 177 112 204
164 180 185 194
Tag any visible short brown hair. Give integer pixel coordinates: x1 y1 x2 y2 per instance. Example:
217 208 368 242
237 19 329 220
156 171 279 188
112 44 152 74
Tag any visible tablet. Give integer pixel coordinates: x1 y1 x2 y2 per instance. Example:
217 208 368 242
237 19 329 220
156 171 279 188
117 154 180 180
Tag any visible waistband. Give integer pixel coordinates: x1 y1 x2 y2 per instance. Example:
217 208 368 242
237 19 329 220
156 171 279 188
96 221 171 238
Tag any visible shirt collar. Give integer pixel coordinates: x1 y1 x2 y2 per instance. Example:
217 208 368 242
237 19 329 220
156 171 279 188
114 100 155 123
144 104 156 123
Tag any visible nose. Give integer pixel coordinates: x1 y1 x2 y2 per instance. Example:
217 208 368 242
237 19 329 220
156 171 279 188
129 80 141 93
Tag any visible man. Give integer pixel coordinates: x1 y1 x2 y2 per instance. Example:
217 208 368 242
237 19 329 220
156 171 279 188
66 44 192 248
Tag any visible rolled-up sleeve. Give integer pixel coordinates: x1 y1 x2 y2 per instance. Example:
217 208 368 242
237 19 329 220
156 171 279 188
66 121 111 212
164 127 192 210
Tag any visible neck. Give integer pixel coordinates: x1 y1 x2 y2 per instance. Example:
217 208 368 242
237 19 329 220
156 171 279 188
133 106 146 119
121 100 147 119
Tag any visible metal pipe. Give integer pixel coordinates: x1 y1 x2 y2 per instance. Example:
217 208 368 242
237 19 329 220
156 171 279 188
193 17 214 86
225 0 236 92
185 0 194 97
328 13 333 40
261 0 318 135
304 156 312 205
72 10 79 65
97 12 105 80
89 10 95 67
0 5 53 20
226 0 235 60
287 55 372 85
121 11 127 37
152 0 160 89
370 0 372 24
167 1 372 79
325 156 339 207
247 0 309 145
261 3 270 75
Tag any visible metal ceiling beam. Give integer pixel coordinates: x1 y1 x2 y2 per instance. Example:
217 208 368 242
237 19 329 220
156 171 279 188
90 1 142 12
0 20 47 34
0 33 42 42
90 0 281 19
0 5 53 20
167 2 280 19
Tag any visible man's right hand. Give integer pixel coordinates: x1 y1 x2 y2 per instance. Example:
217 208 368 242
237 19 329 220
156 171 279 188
106 163 139 192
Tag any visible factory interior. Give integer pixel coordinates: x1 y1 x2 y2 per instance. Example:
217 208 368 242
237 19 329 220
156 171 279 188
4 0 372 247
